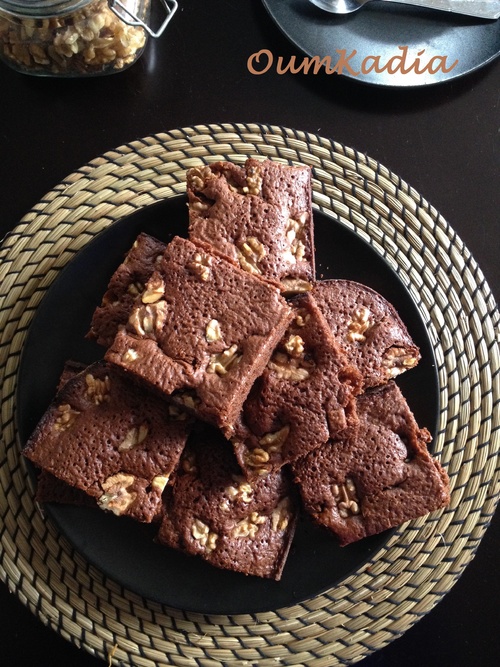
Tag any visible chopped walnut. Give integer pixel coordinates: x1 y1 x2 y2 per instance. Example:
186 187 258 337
53 404 80 431
127 281 144 297
382 347 419 378
85 373 111 405
141 277 165 304
225 475 254 503
232 511 266 538
347 306 374 343
271 497 292 532
189 200 210 212
281 278 313 296
98 473 137 516
259 425 290 454
333 477 361 519
128 301 168 336
207 344 242 376
294 310 311 327
205 319 222 342
283 213 307 264
243 165 263 196
245 447 270 465
236 237 267 275
118 424 148 451
151 475 169 493
191 518 218 552
121 348 139 363
187 165 212 191
188 252 212 281
284 334 305 358
243 447 271 476
267 351 313 381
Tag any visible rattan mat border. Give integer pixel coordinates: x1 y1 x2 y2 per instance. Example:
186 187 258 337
1 123 499 666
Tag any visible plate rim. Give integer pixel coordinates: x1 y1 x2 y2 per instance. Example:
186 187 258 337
261 0 500 88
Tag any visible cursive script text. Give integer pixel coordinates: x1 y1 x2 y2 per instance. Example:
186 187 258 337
247 47 459 77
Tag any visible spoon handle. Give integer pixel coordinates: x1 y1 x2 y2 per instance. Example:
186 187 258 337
380 0 500 20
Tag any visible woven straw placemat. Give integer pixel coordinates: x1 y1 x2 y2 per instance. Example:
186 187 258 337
1 123 499 666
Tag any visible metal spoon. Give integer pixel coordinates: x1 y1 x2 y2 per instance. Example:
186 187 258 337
307 0 500 19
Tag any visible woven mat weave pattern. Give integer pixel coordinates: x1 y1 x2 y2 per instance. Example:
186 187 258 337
1 123 499 666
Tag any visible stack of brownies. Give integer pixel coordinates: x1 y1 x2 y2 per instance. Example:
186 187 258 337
23 158 450 580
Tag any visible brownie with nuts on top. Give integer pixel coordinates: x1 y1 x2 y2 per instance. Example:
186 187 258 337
105 235 293 433
87 232 167 348
157 427 297 580
187 159 314 294
291 381 450 546
23 360 192 523
231 293 363 479
313 279 421 388
34 361 102 510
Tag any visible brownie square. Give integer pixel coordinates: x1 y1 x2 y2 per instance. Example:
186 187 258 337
87 232 167 348
231 293 362 479
292 381 450 546
186 159 315 293
313 279 421 388
105 235 293 433
23 360 192 523
157 427 297 580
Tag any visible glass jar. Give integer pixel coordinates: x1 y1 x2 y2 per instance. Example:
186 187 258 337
0 0 177 76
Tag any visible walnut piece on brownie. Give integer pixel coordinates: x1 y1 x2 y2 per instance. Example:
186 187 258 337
23 360 192 523
186 159 314 294
157 427 297 580
105 235 293 433
291 381 450 546
231 293 363 479
313 279 421 388
87 233 166 348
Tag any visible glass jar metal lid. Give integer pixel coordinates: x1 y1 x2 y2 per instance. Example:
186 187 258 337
0 0 178 37
0 0 92 18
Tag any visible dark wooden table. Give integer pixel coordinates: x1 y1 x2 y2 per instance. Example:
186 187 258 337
1 1 499 665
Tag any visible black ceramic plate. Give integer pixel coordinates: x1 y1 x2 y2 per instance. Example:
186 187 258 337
262 0 500 87
16 197 438 615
